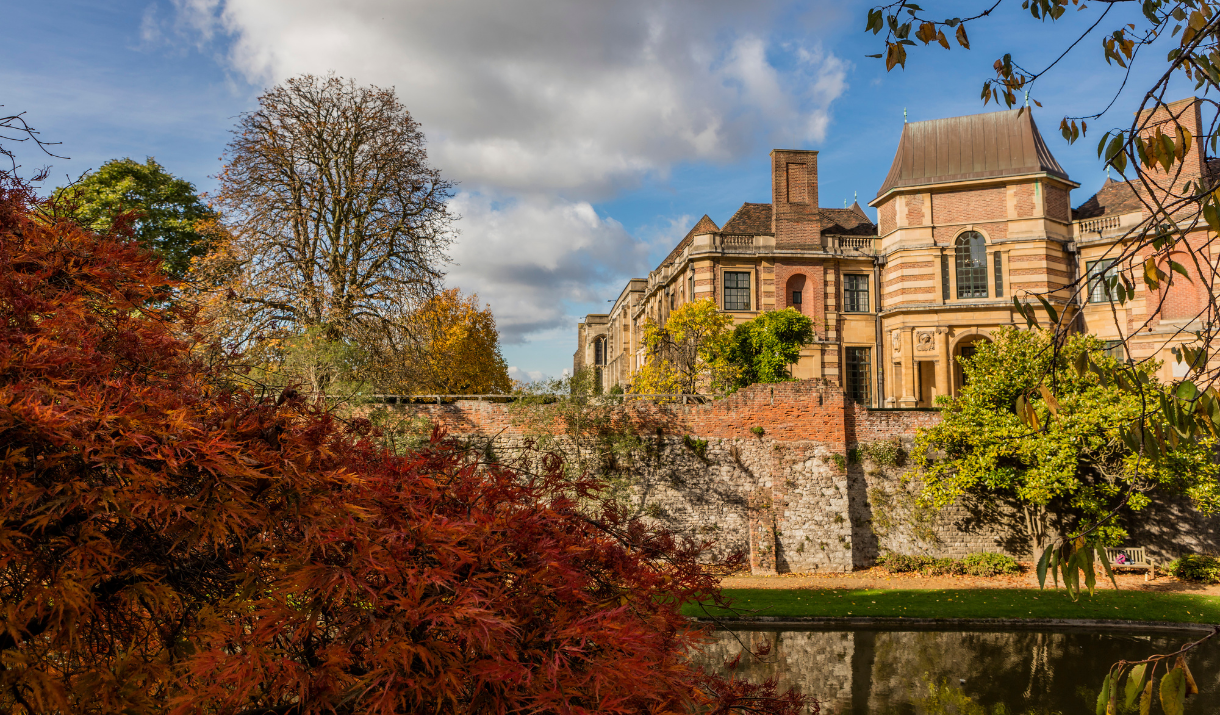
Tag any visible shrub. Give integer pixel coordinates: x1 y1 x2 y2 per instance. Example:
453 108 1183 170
829 453 847 471
878 552 1020 577
922 557 966 576
961 552 1021 577
751 425 765 437
0 175 806 715
877 553 931 573
683 434 709 458
1168 554 1220 584
859 438 906 468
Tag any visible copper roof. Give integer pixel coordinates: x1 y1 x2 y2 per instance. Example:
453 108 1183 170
874 109 1073 200
721 202 774 234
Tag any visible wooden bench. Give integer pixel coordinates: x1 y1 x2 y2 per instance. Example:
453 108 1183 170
1100 547 1156 580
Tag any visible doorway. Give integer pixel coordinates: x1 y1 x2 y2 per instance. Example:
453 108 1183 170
916 361 936 407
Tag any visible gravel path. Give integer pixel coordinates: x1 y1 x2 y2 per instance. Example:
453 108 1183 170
720 566 1220 595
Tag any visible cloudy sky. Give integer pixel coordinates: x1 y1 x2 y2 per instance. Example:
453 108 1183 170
3 0 1191 381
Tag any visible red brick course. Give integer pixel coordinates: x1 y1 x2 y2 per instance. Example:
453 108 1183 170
932 187 1006 224
394 381 942 451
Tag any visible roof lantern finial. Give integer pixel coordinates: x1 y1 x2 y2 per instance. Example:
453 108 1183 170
844 198 848 208
854 190 858 203
903 107 908 123
1106 165 1111 181
1024 90 1030 107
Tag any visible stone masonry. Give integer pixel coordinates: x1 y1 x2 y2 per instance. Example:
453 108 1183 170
389 379 1220 572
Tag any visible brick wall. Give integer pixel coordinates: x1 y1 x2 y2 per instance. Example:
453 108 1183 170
933 222 1008 246
1013 183 1034 217
1137 98 1206 203
384 382 1215 569
775 261 827 338
878 198 896 236
771 150 821 249
905 193 925 226
1045 184 1071 222
931 187 1006 224
848 404 941 445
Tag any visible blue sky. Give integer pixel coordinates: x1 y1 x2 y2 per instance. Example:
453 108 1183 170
2 0 1191 381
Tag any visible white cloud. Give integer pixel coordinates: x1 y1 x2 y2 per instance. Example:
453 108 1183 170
162 0 851 356
170 0 848 197
446 192 650 342
508 366 547 384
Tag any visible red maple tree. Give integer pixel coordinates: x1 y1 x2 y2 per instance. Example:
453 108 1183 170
0 174 809 714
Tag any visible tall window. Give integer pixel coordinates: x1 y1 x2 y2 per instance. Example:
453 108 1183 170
955 231 988 298
844 274 870 312
594 337 605 366
958 344 977 387
993 252 1004 298
941 255 950 300
724 271 751 311
1087 259 1117 303
689 273 695 302
1102 340 1125 361
845 347 871 404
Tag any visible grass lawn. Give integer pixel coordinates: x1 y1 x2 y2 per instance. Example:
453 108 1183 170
683 588 1220 624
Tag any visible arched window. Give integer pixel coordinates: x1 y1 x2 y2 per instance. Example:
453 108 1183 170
955 231 988 298
594 337 605 366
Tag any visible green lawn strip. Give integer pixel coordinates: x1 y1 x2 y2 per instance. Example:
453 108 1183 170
683 588 1220 624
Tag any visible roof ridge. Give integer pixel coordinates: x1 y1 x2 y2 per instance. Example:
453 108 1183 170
874 108 1073 200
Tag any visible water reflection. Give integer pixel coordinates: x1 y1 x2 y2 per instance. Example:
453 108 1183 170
700 626 1220 714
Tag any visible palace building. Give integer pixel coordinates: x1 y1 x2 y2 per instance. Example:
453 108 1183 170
575 98 1216 406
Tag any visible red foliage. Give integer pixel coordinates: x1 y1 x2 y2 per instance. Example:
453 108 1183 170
0 176 810 714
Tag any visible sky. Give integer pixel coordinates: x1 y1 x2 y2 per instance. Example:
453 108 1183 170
1 0 1196 383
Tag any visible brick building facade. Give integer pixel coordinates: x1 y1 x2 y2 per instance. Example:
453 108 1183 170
577 98 1217 405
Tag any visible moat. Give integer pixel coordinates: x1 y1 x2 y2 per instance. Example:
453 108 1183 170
701 626 1220 714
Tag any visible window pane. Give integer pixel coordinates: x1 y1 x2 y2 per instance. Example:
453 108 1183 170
993 252 1003 298
941 255 950 300
844 274 869 312
845 347 871 404
955 231 988 298
1087 259 1116 303
792 290 802 305
724 271 751 311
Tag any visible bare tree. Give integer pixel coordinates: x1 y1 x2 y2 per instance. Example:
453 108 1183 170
1 108 62 177
212 74 454 344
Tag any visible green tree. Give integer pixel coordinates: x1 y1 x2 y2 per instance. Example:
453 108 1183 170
632 298 738 394
913 328 1220 553
730 308 814 386
53 157 216 277
863 0 1220 693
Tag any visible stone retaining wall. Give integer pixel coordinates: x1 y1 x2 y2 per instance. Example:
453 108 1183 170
382 379 1220 572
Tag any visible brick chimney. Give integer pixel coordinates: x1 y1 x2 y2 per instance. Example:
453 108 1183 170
771 149 821 249
1135 97 1207 204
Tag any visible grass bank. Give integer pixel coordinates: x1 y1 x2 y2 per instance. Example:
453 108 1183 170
684 588 1220 624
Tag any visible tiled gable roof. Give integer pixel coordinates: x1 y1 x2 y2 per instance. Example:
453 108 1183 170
659 214 720 267
1072 178 1143 220
820 203 877 236
719 202 877 237
721 202 774 234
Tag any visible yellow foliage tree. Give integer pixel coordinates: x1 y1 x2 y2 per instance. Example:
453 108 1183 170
631 299 738 395
373 288 512 394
